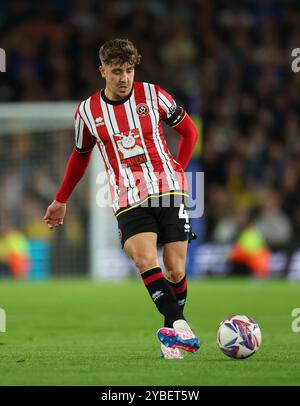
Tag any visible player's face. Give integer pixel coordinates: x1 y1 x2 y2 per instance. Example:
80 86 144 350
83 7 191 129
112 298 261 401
100 62 135 101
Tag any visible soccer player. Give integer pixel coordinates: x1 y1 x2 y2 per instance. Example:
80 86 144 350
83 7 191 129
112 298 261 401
43 39 200 359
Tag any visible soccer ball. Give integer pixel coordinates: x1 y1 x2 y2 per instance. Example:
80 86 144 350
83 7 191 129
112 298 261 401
217 315 262 359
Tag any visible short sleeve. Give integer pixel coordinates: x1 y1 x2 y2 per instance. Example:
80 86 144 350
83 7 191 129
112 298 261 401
74 106 96 152
158 87 186 127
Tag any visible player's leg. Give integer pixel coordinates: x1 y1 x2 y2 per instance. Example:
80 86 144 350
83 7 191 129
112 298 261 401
163 240 188 328
157 241 188 359
124 231 159 271
157 239 201 354
123 232 184 327
155 197 200 352
118 205 199 353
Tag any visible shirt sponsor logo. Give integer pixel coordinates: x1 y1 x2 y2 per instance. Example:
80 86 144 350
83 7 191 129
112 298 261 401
114 128 147 167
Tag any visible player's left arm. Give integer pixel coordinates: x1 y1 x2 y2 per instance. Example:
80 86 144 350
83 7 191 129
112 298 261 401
43 104 95 229
158 88 198 170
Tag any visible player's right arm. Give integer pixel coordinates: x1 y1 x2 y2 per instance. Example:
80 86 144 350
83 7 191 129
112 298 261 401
43 105 95 229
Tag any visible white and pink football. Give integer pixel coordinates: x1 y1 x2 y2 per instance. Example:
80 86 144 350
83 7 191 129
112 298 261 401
217 315 262 359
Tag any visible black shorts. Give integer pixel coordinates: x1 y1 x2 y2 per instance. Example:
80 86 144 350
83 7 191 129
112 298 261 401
116 194 194 248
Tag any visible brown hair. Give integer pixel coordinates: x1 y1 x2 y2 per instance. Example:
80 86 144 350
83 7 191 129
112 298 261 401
99 39 142 66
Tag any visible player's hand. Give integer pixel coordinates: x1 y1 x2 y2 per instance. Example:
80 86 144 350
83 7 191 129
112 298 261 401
43 200 66 229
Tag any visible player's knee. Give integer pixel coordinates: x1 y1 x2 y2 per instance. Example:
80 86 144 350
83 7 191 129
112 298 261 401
165 267 185 283
164 256 186 282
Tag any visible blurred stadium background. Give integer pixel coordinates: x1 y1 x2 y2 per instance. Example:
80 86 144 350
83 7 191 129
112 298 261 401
1 0 300 281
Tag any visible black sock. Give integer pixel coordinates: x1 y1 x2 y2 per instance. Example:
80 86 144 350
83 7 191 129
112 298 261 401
141 267 183 326
164 275 187 327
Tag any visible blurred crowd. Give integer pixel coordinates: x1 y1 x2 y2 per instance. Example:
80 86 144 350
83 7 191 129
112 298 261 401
0 130 89 277
1 0 300 276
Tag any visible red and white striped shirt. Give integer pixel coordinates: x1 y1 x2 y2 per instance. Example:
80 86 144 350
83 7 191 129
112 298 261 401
75 82 188 215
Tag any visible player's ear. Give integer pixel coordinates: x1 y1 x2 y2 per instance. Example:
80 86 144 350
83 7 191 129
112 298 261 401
99 66 105 78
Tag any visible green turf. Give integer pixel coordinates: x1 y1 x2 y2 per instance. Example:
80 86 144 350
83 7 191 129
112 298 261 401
0 277 299 386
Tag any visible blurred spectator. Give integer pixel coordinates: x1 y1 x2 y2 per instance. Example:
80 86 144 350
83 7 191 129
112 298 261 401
0 218 30 279
229 209 271 279
255 194 293 249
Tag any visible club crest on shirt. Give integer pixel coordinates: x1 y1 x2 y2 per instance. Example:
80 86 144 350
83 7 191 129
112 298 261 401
114 128 147 167
136 103 149 117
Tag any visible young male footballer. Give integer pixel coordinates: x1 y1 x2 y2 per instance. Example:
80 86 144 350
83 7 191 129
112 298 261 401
43 39 200 359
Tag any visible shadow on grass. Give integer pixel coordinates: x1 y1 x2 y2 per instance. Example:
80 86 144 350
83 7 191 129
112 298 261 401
204 357 297 364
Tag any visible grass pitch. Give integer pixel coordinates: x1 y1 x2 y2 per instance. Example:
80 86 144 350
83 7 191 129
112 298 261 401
0 277 299 386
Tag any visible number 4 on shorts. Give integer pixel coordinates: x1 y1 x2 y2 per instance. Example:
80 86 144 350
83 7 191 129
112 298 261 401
178 203 189 223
